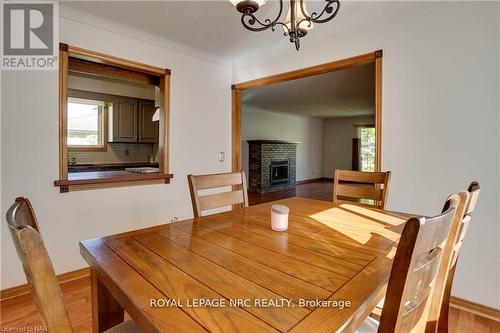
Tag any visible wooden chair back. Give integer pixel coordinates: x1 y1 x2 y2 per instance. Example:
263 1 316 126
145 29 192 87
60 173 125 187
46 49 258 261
6 198 73 332
188 171 248 218
437 182 480 333
332 169 391 209
378 194 460 333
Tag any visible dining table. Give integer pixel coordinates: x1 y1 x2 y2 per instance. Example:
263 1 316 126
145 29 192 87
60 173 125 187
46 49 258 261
80 197 413 333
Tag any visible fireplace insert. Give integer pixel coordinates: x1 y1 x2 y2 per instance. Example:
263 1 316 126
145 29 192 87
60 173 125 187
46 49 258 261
270 160 290 186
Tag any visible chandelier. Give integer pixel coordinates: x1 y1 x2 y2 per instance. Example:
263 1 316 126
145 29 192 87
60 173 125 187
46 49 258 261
229 0 340 51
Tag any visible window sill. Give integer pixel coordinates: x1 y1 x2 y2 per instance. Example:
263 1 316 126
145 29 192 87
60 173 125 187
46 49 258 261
54 171 173 193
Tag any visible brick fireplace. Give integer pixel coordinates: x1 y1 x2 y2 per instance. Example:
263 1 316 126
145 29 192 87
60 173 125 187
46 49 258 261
247 140 298 193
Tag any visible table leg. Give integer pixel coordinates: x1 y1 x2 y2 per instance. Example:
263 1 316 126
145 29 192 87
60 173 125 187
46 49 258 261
91 269 125 333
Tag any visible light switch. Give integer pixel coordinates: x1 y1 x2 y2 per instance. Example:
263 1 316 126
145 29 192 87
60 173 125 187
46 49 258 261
218 152 225 162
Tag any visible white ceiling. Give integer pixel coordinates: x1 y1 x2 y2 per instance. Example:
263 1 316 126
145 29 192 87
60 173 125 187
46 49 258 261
60 1 438 66
243 62 375 118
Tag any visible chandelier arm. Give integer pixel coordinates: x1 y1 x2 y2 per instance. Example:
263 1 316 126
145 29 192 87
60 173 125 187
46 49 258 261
241 0 284 32
309 0 340 24
297 17 312 29
273 21 291 36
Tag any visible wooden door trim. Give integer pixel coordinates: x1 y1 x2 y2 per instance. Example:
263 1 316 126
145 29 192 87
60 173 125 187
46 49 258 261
67 44 167 76
374 55 382 172
231 50 383 173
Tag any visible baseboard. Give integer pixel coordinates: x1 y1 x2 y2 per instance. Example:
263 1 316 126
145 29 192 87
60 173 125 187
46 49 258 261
450 296 500 322
0 267 90 302
296 177 333 185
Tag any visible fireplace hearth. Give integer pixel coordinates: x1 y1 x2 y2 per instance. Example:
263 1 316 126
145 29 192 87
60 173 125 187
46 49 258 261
248 140 298 193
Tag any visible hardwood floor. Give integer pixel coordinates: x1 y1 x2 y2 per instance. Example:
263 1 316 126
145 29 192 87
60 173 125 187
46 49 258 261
248 181 333 205
1 277 92 332
2 181 498 332
1 275 498 332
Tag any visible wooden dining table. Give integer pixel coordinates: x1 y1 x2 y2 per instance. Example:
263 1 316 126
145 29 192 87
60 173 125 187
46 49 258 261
80 197 413 333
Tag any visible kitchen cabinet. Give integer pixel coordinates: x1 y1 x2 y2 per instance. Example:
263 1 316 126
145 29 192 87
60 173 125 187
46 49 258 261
111 97 138 142
109 97 158 143
138 100 159 143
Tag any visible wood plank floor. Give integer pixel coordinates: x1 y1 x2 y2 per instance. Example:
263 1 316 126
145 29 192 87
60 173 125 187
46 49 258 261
2 182 498 332
1 275 498 332
248 181 333 205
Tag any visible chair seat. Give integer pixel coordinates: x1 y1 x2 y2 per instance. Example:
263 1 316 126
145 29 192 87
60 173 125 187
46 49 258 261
356 316 380 333
104 320 141 333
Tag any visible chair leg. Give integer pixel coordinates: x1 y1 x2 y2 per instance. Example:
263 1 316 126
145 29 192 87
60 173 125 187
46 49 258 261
437 264 456 333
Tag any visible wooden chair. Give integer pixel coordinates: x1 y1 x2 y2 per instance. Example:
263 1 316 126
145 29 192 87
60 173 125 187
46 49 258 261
333 169 391 209
357 194 460 332
188 171 248 217
6 197 140 333
436 182 480 333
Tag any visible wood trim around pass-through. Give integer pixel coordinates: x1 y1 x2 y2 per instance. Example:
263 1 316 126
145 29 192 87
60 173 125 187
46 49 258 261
56 43 172 192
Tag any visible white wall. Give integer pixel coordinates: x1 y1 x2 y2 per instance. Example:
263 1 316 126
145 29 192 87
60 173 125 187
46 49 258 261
242 105 323 181
497 4 500 300
1 17 232 288
322 116 374 178
234 2 500 308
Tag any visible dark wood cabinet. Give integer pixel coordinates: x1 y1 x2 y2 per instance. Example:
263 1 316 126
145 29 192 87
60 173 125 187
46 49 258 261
111 97 138 142
110 98 158 143
138 100 159 143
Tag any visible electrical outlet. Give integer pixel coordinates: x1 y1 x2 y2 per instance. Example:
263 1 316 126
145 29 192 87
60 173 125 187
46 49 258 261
170 217 179 223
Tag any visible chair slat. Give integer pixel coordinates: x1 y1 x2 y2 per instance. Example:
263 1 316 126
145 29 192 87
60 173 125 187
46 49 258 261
188 171 248 217
199 190 245 212
336 184 383 201
192 172 243 190
335 169 388 183
332 169 391 209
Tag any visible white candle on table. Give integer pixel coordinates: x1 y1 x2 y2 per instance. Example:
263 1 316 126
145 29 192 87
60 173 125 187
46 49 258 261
271 205 289 231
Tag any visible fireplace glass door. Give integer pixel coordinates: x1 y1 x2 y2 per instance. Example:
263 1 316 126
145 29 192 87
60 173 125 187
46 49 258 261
270 160 290 186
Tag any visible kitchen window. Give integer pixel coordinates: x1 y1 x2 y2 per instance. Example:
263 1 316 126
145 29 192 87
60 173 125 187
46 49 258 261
67 97 107 151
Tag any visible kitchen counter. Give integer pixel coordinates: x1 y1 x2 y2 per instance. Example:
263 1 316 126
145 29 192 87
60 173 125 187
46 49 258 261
55 170 173 192
68 162 159 173
68 170 156 181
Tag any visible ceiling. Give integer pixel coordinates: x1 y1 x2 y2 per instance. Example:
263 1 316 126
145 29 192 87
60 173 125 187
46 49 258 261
242 63 375 118
60 1 437 66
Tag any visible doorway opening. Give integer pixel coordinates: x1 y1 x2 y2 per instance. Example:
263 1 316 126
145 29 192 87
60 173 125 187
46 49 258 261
231 51 382 204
